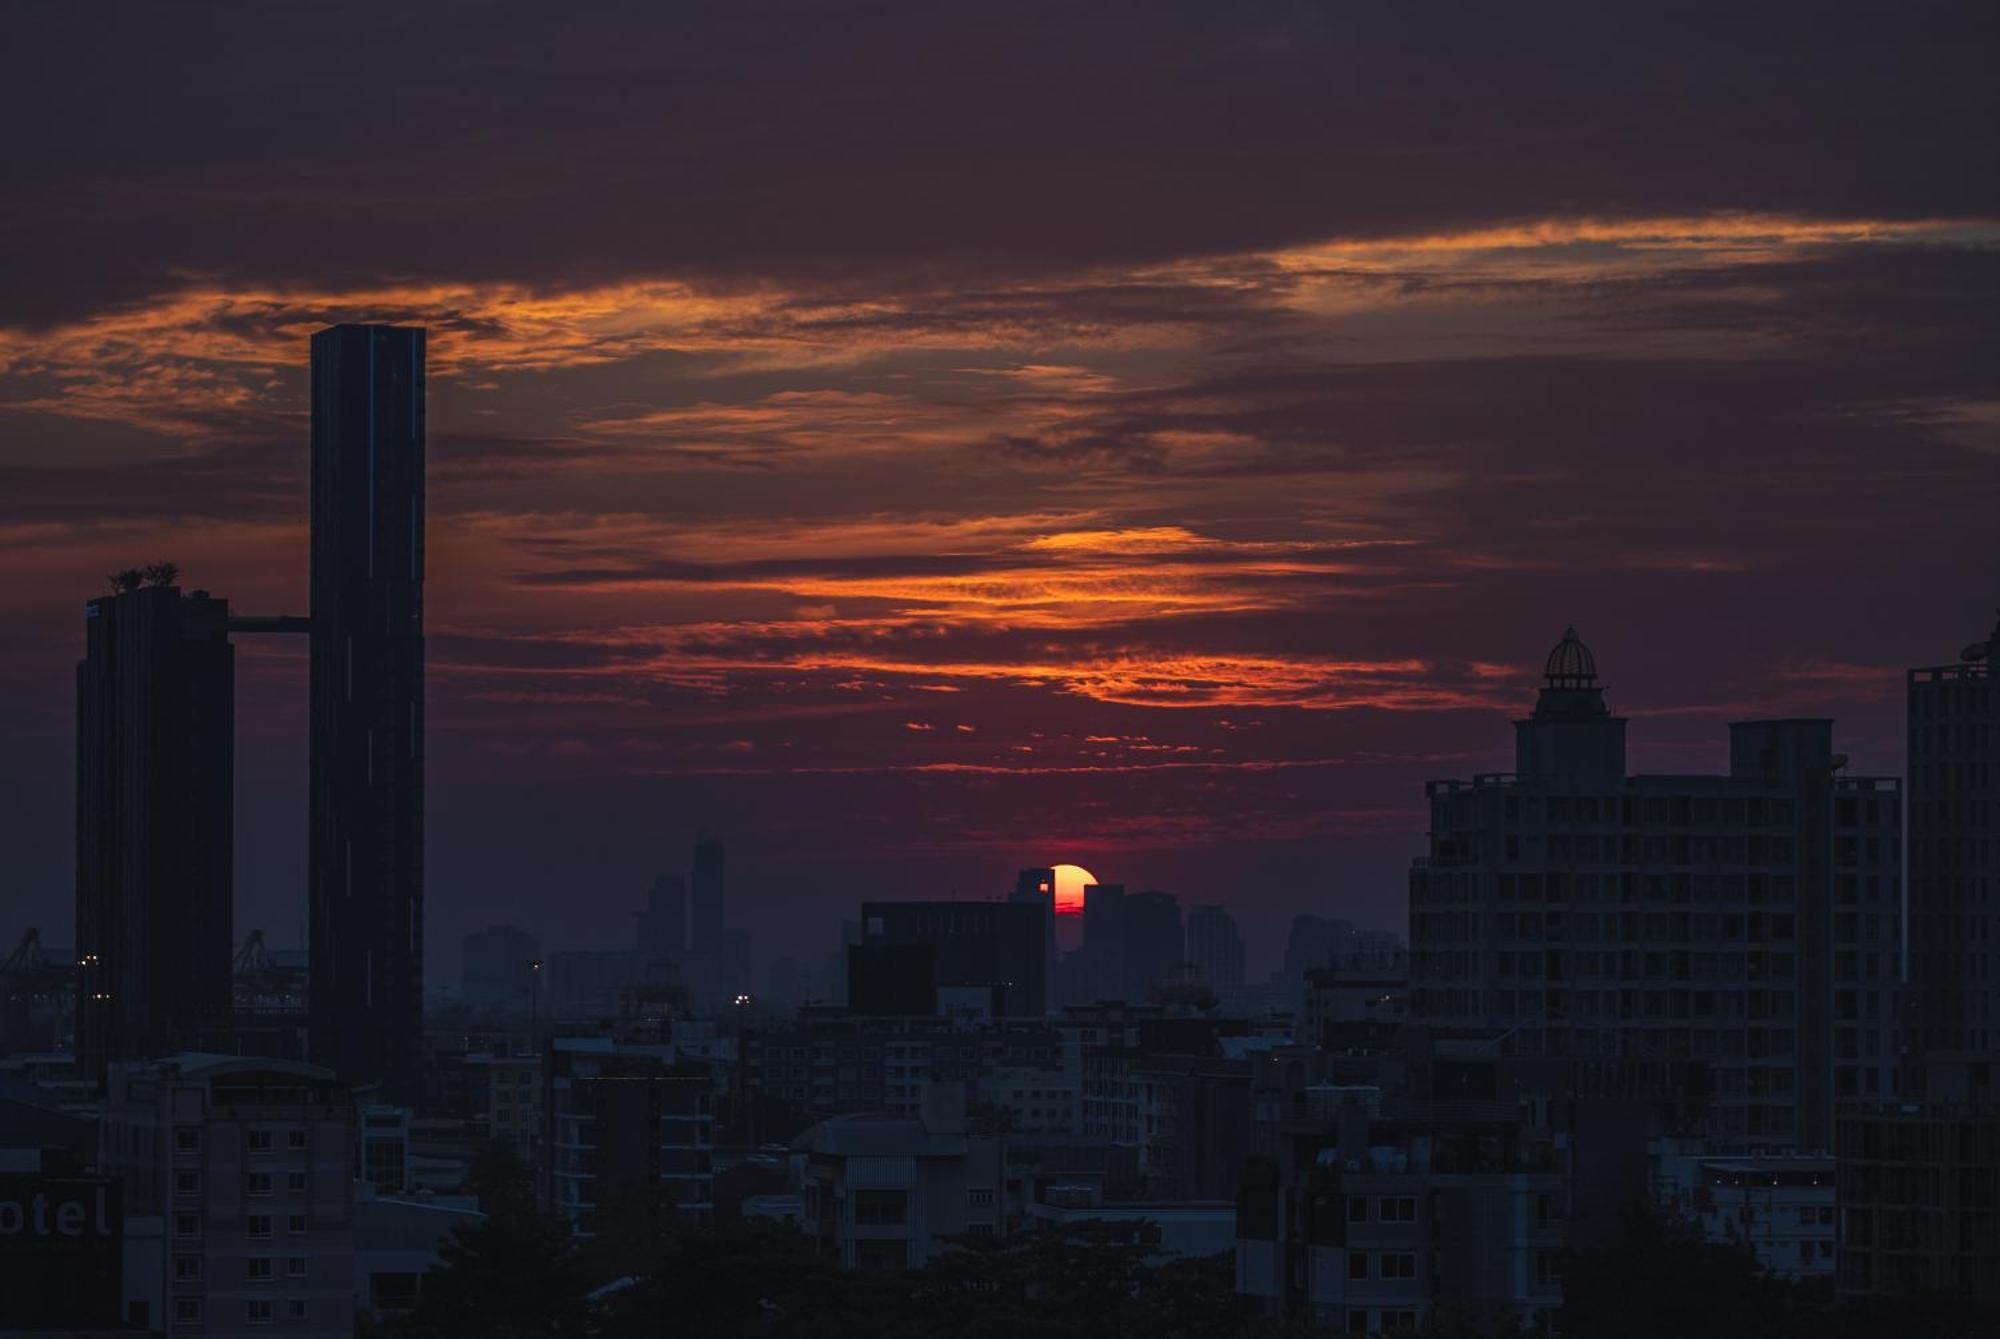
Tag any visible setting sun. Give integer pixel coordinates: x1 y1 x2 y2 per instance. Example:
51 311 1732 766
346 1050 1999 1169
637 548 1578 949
1050 863 1097 918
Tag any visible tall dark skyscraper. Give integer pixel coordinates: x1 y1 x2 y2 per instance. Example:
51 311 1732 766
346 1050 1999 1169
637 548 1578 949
689 832 726 952
74 582 235 1081
1907 609 2000 1062
308 324 426 1100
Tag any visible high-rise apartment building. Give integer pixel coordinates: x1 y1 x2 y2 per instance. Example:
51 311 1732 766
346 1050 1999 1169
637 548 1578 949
1906 610 1999 1060
307 324 426 1101
75 584 235 1081
1186 904 1247 996
1409 629 1903 1152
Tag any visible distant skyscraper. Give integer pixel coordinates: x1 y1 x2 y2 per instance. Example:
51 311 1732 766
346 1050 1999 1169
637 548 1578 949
307 323 426 1101
637 874 688 967
1186 904 1246 996
1082 882 1126 1000
1122 891 1184 1003
75 583 235 1080
1907 609 2000 1061
690 832 726 952
1409 629 1904 1153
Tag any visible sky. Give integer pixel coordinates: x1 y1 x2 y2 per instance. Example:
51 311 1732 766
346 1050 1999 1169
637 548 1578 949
2 2 1995 981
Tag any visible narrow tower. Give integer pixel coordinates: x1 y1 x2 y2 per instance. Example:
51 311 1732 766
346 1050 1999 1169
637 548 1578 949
308 324 426 1100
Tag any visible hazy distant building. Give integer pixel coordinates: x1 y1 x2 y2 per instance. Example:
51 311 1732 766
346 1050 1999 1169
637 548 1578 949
75 583 235 1082
308 323 427 1102
860 900 1047 1017
1123 891 1184 1004
636 874 687 971
1082 882 1127 1001
546 950 645 1017
690 833 725 953
1906 610 1999 1061
1186 904 1246 997
1409 628 1903 1153
460 925 540 1016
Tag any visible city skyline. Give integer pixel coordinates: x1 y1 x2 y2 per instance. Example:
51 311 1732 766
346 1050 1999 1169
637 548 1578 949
3 5 1995 973
2 6 1996 1330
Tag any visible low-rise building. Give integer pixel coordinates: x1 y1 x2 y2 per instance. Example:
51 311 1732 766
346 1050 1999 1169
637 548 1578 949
1236 1092 1565 1334
542 1039 714 1237
100 1055 355 1338
1659 1155 1835 1278
1836 1058 1999 1300
795 1084 1001 1270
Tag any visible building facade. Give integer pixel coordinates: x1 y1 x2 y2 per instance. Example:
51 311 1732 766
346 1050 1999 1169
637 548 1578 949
308 323 427 1103
1906 611 1999 1061
100 1055 355 1338
542 1039 714 1237
75 584 236 1083
1409 629 1902 1152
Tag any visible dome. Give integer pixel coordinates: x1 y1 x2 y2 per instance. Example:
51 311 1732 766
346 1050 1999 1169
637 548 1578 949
1544 626 1598 686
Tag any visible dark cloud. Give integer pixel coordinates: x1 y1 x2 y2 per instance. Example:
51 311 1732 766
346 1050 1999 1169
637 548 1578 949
4 2 1995 322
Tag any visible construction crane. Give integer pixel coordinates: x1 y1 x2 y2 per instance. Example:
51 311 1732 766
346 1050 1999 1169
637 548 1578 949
233 930 308 1015
1 928 73 1052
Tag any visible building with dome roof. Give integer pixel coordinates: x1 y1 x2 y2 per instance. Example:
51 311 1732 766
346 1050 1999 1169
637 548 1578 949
1408 630 1905 1155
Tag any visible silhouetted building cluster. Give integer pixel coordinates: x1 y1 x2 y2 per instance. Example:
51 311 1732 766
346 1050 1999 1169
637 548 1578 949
20 346 2000 1338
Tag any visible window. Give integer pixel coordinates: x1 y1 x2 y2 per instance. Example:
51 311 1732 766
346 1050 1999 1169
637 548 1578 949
1347 1310 1370 1335
1348 1252 1369 1280
287 1257 308 1278
288 1213 308 1234
288 1300 308 1321
174 1256 202 1281
247 1257 273 1281
247 1130 273 1153
246 1214 272 1238
175 1128 201 1153
288 1129 309 1150
1380 1253 1417 1279
174 1170 201 1196
174 1213 199 1238
287 1172 308 1192
174 1299 202 1324
853 1190 907 1225
247 1173 272 1196
967 1188 994 1208
1347 1195 1368 1223
1536 1251 1562 1285
1379 1196 1416 1222
1383 1311 1419 1333
247 1300 273 1325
